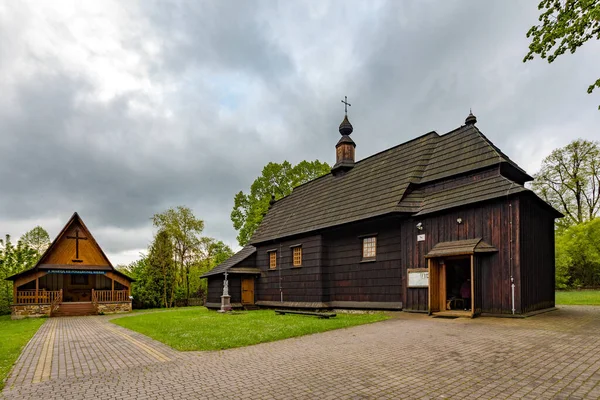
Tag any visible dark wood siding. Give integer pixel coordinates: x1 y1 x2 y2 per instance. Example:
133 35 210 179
206 254 257 305
519 194 556 313
255 235 324 303
323 217 402 304
207 275 242 304
401 197 521 314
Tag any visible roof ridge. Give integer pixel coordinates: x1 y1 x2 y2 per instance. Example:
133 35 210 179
472 126 509 164
289 130 440 194
472 126 531 177
268 133 440 219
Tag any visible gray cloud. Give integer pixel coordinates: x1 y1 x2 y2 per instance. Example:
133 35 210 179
1 0 599 264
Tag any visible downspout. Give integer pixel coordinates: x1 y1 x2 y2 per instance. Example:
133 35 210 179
279 242 283 303
504 176 517 315
509 202 515 315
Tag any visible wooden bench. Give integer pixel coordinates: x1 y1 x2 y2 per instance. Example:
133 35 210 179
274 310 336 319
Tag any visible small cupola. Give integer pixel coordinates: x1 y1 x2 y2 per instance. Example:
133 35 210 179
332 96 356 175
465 109 477 126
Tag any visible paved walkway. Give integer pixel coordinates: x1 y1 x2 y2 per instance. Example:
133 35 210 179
2 306 600 399
4 316 177 388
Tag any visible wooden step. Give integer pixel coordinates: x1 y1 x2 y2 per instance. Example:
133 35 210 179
52 302 97 317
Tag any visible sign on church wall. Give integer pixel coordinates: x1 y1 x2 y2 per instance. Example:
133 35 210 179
47 270 106 275
407 268 429 288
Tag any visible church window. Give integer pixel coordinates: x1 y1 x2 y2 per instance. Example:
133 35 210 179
293 246 302 267
362 237 377 259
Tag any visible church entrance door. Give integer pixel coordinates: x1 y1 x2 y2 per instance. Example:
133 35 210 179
241 277 254 305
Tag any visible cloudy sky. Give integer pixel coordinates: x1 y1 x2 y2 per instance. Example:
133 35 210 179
1 0 598 265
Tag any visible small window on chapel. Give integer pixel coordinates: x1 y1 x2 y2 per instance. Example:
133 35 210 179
362 237 377 259
293 246 302 267
269 251 277 269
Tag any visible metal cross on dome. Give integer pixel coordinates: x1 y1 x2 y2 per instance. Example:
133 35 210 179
341 96 351 115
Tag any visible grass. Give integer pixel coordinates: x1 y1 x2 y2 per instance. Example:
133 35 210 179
556 290 600 305
112 307 389 351
0 315 45 390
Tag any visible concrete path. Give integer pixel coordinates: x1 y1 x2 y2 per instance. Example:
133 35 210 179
3 306 600 399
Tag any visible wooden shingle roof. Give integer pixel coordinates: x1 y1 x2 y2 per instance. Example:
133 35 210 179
200 245 257 278
415 176 528 216
420 125 531 183
249 124 538 244
251 132 439 243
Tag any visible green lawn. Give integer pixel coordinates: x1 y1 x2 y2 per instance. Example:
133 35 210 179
0 316 45 390
556 290 600 305
113 307 389 351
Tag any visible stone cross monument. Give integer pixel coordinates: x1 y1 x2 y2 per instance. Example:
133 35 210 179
218 271 232 313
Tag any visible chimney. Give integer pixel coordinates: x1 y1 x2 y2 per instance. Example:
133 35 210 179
332 114 356 175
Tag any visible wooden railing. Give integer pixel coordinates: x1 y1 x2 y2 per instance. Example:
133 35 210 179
91 289 98 313
49 290 63 316
92 290 130 303
16 290 63 304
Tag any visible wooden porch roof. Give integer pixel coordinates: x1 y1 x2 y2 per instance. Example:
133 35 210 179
425 238 498 258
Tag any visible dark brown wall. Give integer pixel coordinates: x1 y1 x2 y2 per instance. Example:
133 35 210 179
519 194 556 313
255 235 324 303
207 275 241 304
323 217 402 303
242 190 555 315
401 197 521 314
206 254 256 305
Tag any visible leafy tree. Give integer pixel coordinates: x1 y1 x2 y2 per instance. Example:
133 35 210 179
555 218 600 288
0 235 39 314
20 226 51 255
152 206 205 304
524 0 600 109
200 238 234 268
231 160 330 246
148 230 177 308
192 238 233 299
119 256 162 309
533 139 600 228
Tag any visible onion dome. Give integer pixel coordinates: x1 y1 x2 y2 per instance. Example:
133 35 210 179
339 115 354 135
465 109 477 126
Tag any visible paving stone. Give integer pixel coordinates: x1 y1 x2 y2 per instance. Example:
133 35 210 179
2 306 600 399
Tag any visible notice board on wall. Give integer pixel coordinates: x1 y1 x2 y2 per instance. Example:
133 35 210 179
407 268 429 288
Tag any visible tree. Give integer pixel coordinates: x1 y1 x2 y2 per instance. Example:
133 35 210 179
119 256 161 309
524 0 600 109
555 218 600 288
20 226 51 255
152 206 205 304
193 238 233 299
148 230 177 308
0 234 39 314
532 139 600 228
231 160 330 246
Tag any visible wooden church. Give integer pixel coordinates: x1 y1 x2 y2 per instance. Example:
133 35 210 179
6 212 134 318
203 109 562 317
